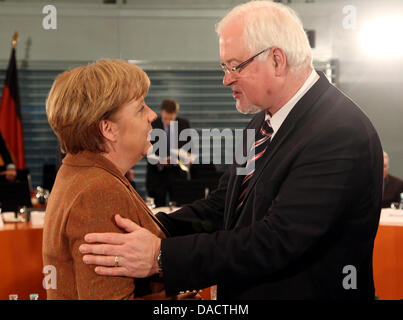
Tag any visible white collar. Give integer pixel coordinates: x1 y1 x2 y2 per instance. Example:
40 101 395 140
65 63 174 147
265 69 319 138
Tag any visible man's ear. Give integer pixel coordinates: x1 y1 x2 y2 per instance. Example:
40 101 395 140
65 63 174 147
272 47 287 76
99 119 118 143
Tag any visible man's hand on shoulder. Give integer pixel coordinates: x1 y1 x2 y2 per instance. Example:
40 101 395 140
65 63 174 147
79 214 161 278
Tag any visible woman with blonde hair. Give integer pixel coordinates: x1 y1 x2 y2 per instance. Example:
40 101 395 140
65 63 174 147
43 59 170 299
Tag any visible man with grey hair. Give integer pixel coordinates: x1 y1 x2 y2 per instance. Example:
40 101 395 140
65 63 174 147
80 1 383 299
382 151 403 208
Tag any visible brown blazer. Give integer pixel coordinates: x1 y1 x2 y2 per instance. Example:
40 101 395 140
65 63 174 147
43 151 168 300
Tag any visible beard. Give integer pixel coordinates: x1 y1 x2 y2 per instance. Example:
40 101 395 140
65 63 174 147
235 97 262 115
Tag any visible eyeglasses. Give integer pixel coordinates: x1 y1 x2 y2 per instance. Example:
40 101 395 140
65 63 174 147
220 47 271 75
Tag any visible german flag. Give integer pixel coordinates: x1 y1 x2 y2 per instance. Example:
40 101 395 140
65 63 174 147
0 44 26 170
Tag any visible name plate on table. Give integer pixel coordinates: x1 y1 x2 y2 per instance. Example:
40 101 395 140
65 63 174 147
151 206 181 215
380 208 403 226
30 211 45 226
1 212 25 223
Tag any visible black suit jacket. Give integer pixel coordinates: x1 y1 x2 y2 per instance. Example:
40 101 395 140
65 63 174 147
382 174 403 208
157 72 383 299
146 117 191 192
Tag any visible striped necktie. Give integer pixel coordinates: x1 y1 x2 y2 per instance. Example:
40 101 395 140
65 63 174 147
236 118 273 212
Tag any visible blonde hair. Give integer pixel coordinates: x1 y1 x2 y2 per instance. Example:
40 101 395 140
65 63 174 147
216 0 313 72
46 59 150 154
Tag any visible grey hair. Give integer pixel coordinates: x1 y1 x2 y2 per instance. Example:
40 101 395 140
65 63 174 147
216 1 313 72
383 151 389 168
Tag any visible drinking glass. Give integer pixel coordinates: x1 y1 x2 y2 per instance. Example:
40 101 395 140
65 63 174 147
146 197 156 210
168 201 177 212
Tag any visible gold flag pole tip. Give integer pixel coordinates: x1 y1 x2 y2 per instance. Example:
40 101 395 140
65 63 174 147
12 32 19 48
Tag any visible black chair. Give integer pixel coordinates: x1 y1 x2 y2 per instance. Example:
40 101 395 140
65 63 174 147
43 164 57 192
0 181 32 212
170 171 224 206
190 164 219 180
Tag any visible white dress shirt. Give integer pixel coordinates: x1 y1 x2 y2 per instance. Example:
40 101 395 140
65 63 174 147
265 69 320 140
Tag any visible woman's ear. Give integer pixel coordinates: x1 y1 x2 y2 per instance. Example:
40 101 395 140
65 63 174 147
99 119 118 143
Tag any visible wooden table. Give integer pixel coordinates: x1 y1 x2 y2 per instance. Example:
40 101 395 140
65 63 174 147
0 222 46 300
373 209 403 300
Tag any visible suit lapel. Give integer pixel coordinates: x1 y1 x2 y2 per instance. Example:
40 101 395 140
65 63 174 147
225 163 247 229
228 72 332 228
224 112 265 229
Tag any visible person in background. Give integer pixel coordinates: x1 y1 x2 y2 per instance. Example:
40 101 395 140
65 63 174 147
0 132 16 182
43 59 179 299
382 151 403 208
80 1 383 299
146 99 191 207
